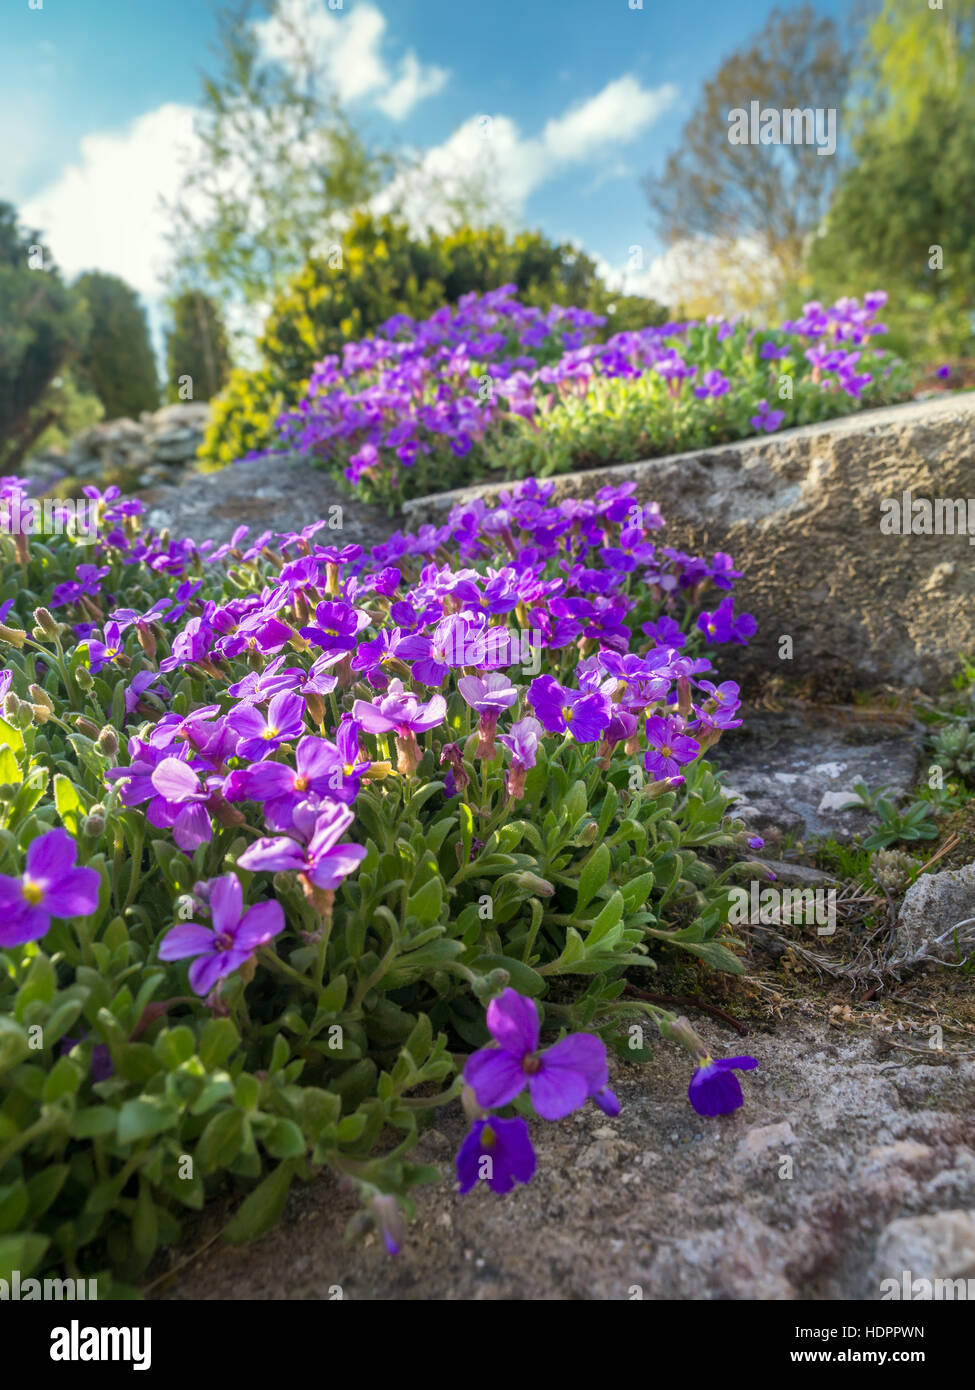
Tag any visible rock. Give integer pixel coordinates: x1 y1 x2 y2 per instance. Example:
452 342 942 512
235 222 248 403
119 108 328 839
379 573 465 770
893 863 975 965
23 403 214 486
753 859 837 887
737 1120 797 1159
137 454 398 550
402 393 975 694
712 707 924 840
872 1211 975 1285
163 1009 975 1302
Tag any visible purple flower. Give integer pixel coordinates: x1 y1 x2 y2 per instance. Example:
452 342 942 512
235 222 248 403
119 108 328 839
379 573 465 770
458 672 518 758
237 802 367 891
464 988 610 1121
527 674 610 744
749 400 786 433
148 758 213 852
227 690 306 760
0 828 100 947
643 714 700 780
697 597 756 646
158 873 284 996
935 364 951 381
688 1054 758 1117
352 678 446 736
456 1116 537 1195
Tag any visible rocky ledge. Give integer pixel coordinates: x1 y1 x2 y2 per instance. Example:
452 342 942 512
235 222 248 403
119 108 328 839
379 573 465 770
26 403 212 491
403 393 975 696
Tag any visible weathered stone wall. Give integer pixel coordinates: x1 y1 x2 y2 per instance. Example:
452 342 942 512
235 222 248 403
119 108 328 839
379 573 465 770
26 403 211 491
403 394 975 695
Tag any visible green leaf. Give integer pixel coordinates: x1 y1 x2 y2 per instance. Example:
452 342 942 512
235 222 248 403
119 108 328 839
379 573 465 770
224 1161 297 1244
197 1109 245 1172
406 876 443 926
679 940 746 974
576 843 611 914
117 1096 180 1145
199 1017 239 1070
53 774 87 836
264 1118 305 1159
0 1233 49 1282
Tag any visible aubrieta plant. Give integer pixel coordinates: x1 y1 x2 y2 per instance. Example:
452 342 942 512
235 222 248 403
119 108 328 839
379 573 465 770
269 286 913 508
0 471 767 1294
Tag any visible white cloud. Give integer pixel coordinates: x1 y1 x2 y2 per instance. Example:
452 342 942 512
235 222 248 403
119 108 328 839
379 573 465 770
380 75 677 234
376 50 449 121
20 103 200 299
255 0 448 119
542 77 677 163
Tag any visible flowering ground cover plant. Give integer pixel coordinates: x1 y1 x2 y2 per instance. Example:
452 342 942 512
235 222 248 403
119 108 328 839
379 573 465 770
0 472 767 1294
271 287 913 508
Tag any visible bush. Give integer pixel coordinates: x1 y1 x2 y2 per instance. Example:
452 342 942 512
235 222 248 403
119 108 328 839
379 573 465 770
199 216 667 469
271 285 915 509
0 204 89 472
74 273 159 420
164 291 231 404
0 472 764 1292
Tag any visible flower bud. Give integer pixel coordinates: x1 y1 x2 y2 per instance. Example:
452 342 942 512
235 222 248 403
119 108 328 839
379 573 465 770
74 666 94 691
28 684 54 712
0 623 26 649
32 607 59 639
3 692 21 719
74 716 100 738
370 1194 406 1257
96 725 119 757
516 871 554 897
461 1082 487 1124
660 1014 710 1062
83 807 106 837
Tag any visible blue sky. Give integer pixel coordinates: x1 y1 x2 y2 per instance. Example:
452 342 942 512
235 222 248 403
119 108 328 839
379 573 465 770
1 0 850 311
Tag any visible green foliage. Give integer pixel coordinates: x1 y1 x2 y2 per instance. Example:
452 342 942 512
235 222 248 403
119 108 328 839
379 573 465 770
811 1 975 358
809 89 975 358
164 290 231 403
200 215 667 468
0 203 90 472
840 781 938 851
74 273 159 420
0 481 747 1291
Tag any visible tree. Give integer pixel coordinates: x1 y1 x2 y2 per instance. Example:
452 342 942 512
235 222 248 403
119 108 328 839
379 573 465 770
0 202 91 471
810 0 975 357
164 290 232 402
165 0 394 326
74 273 159 419
643 4 853 314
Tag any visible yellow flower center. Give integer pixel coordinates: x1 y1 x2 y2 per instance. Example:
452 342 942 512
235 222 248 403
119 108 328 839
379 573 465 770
480 1123 496 1149
660 745 672 759
21 878 44 906
263 727 279 740
561 706 573 723
294 775 309 791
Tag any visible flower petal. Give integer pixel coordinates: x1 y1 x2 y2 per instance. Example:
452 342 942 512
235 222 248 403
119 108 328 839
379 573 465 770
464 1047 526 1110
485 988 539 1055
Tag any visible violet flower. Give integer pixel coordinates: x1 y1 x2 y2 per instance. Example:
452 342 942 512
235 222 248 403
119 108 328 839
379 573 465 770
456 1116 537 1194
237 802 367 891
688 1054 759 1117
457 671 518 758
0 827 100 947
464 988 610 1121
158 873 284 996
227 690 306 761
